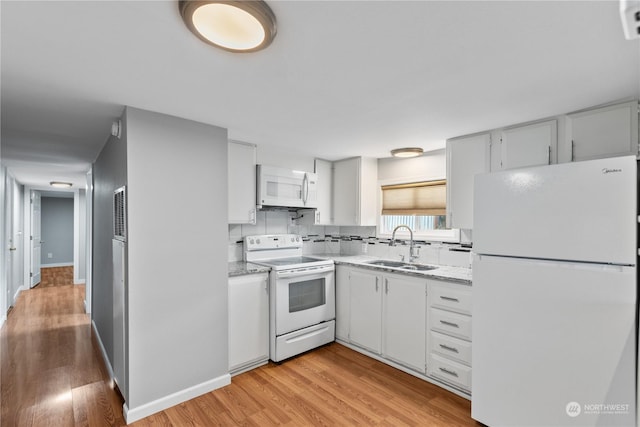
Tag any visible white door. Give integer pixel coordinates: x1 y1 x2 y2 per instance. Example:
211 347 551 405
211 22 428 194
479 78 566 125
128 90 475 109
30 190 41 288
228 273 269 373
472 254 636 427
474 155 637 265
349 269 382 354
499 120 556 170
445 133 491 229
382 273 426 373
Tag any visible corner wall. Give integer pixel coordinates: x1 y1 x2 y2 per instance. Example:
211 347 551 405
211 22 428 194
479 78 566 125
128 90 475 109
92 117 128 372
124 107 229 421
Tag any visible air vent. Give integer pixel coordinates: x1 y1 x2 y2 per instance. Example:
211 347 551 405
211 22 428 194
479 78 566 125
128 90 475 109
620 0 640 40
114 186 127 241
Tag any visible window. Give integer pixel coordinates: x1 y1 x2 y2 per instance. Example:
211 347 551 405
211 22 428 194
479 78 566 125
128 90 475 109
378 180 459 242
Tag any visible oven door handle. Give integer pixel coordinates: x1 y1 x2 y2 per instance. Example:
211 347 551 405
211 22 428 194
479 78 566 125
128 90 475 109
276 265 334 279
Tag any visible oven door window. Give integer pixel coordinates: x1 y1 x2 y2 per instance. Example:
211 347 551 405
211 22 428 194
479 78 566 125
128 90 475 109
289 278 326 313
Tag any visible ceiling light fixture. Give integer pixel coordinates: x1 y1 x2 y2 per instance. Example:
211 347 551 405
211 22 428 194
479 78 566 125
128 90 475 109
50 181 73 188
390 147 424 158
179 0 277 53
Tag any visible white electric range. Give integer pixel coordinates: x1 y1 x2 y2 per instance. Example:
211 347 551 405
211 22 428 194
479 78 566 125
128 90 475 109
244 234 335 362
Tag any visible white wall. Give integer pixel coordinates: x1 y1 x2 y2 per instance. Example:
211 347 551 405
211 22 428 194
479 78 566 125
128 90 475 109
124 107 229 422
377 149 446 183
256 144 315 172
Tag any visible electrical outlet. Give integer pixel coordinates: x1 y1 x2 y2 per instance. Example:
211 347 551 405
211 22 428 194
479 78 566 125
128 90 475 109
47 253 53 259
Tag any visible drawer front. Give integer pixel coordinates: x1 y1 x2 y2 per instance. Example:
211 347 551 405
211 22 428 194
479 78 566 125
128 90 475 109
429 331 472 366
428 353 472 392
430 282 472 315
430 308 472 341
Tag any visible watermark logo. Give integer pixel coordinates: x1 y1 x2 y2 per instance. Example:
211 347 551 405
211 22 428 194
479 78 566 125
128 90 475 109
565 401 630 417
602 168 622 174
566 402 581 417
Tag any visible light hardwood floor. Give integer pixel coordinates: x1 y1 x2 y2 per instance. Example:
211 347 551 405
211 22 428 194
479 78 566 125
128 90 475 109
1 274 478 426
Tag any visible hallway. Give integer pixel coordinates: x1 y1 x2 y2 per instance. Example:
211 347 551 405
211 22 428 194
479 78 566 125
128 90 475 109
0 268 125 426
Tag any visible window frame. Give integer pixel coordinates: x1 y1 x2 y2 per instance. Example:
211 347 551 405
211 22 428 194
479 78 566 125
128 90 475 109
376 177 460 243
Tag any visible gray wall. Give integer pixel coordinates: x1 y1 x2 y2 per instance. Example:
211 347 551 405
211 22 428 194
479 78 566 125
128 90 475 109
41 197 74 265
125 107 228 412
92 113 128 374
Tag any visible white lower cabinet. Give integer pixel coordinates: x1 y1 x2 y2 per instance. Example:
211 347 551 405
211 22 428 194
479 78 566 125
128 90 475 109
338 265 427 374
427 279 472 393
348 268 383 354
336 265 472 394
382 274 426 373
228 273 269 375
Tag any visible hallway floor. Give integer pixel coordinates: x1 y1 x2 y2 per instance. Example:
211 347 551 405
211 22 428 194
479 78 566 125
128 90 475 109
0 267 126 426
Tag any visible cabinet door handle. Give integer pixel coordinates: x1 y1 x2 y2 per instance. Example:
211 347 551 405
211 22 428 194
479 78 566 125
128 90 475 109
375 277 379 292
439 367 459 378
571 140 575 161
439 296 459 303
316 211 320 224
547 145 551 165
440 320 459 328
385 278 389 294
439 344 459 353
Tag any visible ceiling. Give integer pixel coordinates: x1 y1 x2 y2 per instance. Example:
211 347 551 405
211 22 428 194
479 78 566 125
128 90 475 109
2 0 639 189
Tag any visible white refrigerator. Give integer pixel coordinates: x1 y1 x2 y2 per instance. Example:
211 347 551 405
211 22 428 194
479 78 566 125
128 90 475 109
472 155 637 427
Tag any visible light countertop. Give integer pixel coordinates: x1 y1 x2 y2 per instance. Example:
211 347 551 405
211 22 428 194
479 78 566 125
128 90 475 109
228 261 270 277
313 254 472 285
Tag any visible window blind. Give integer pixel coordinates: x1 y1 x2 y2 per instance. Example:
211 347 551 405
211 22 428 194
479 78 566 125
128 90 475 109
381 180 446 216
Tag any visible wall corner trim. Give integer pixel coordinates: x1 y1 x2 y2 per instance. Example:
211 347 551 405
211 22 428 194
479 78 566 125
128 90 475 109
123 374 232 424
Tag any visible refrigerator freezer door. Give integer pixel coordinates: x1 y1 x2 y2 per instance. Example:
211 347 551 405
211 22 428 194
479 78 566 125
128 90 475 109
474 155 637 265
472 254 636 427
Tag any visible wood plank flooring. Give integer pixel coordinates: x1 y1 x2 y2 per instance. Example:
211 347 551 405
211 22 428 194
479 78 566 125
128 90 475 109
39 266 75 288
2 275 478 426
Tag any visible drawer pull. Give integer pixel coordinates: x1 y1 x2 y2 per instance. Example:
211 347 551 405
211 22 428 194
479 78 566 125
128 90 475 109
440 320 459 328
439 367 459 378
440 296 459 303
439 344 459 353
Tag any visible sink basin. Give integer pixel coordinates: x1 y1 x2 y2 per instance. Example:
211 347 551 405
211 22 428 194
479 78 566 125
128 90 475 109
365 260 406 268
398 264 437 271
364 259 437 272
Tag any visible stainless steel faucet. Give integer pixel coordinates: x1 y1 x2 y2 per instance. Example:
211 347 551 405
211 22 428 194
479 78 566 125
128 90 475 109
389 225 419 262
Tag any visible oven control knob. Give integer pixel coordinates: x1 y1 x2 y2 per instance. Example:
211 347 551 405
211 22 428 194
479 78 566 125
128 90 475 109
249 238 255 245
296 237 300 242
290 237 294 242
256 238 261 244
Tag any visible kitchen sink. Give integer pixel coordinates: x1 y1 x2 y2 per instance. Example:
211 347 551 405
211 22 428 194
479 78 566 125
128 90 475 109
364 260 438 272
365 260 407 268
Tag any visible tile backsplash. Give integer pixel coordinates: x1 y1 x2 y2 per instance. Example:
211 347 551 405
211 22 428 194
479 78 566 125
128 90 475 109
228 210 472 268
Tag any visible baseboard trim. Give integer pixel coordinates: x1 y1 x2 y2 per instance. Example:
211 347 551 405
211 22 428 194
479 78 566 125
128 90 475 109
123 373 231 424
13 285 26 304
91 320 115 382
41 262 74 268
74 279 86 285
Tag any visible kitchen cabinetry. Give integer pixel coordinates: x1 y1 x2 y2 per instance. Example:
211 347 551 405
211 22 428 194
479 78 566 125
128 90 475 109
382 274 426 373
565 101 639 162
335 265 350 341
297 158 333 226
228 273 269 374
340 265 427 373
497 120 557 171
332 157 378 226
228 141 257 224
349 268 382 354
446 133 491 230
427 279 472 392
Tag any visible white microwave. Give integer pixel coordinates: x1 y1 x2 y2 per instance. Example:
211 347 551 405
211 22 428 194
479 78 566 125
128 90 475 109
257 165 318 209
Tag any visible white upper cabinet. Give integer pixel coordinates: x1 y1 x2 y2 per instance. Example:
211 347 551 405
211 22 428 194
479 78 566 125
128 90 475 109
498 120 557 171
228 141 257 224
446 133 491 230
332 157 378 226
314 158 333 225
565 101 639 162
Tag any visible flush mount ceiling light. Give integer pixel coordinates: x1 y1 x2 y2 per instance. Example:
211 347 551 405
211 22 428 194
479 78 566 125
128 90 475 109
179 0 277 52
390 147 424 158
50 181 73 188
